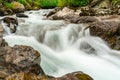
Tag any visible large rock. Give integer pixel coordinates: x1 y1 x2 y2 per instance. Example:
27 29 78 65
11 2 25 13
54 71 93 80
16 13 28 18
6 72 47 80
5 71 93 80
89 16 120 50
0 44 43 79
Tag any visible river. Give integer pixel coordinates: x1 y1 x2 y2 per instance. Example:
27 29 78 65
2 9 120 80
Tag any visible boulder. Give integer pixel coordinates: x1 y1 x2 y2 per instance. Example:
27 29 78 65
16 13 28 18
0 44 43 79
5 71 93 80
6 72 47 80
89 20 120 50
51 71 93 80
11 2 25 13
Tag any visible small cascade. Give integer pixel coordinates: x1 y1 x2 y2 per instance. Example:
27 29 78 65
2 9 120 80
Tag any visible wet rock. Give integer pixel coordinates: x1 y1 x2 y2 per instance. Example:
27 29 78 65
6 72 47 80
52 71 93 80
89 20 120 50
16 13 28 18
5 71 93 80
3 17 18 33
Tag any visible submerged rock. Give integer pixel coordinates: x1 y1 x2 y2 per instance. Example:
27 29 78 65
16 13 28 18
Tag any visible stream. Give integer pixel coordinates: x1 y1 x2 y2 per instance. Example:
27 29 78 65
1 9 120 80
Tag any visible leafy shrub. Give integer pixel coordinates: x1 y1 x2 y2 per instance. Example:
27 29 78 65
112 0 120 6
57 0 67 7
68 0 89 7
39 0 58 8
18 0 27 5
3 1 13 8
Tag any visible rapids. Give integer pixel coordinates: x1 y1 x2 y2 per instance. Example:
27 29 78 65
2 9 120 80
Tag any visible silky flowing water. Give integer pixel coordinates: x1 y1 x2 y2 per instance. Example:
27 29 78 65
2 9 120 80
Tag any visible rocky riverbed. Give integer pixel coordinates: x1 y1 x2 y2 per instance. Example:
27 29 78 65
0 14 94 80
0 0 120 79
47 7 120 50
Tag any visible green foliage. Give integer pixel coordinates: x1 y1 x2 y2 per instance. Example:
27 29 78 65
112 0 120 6
1 0 90 9
58 0 89 7
68 0 89 7
3 1 13 8
18 0 27 5
39 0 58 8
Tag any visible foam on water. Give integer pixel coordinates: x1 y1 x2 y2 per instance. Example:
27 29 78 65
3 9 120 80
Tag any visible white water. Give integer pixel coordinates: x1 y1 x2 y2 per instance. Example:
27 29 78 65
2 9 120 80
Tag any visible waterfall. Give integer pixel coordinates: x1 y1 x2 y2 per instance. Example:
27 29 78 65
2 9 120 80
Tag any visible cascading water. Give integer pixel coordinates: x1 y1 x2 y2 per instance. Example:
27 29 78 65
2 9 120 80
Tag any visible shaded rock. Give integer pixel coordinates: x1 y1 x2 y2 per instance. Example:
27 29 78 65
16 13 28 18
0 38 8 47
0 8 8 16
89 21 120 37
0 3 8 16
89 21 120 50
46 10 57 17
89 0 112 9
70 16 97 23
3 17 18 33
6 72 47 80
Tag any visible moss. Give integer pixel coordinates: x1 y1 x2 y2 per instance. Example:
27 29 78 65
75 73 93 80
